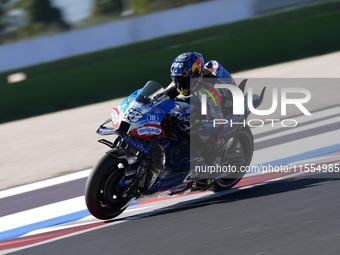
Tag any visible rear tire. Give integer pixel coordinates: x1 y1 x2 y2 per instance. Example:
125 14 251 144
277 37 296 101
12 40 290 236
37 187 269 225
85 153 131 220
209 126 254 192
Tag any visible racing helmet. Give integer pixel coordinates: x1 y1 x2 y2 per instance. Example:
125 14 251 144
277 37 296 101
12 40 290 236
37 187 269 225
170 52 205 95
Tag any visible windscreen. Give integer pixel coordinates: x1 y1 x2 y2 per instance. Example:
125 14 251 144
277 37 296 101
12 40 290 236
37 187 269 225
135 81 163 104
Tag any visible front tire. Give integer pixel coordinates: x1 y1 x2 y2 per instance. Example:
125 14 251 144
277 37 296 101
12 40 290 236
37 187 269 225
209 126 254 192
85 153 131 220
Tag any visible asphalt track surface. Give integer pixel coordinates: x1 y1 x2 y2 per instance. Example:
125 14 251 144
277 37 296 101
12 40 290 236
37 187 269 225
1 52 340 254
10 172 340 255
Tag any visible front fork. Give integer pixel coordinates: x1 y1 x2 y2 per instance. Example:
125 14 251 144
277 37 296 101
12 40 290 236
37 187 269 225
100 135 164 199
118 160 150 198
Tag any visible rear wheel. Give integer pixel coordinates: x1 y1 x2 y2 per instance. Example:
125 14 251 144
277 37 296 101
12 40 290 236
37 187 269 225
85 153 131 220
209 126 254 192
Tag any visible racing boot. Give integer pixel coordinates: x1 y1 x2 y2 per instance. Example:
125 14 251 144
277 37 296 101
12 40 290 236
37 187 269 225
191 179 211 192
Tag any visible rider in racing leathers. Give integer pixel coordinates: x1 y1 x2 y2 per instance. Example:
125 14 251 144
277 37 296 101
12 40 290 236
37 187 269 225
164 52 237 191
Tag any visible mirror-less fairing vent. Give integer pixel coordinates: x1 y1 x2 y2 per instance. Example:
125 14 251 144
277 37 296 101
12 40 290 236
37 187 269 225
118 121 131 134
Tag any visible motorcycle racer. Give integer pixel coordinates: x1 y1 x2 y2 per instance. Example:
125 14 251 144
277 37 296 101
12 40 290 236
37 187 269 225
86 52 261 219
167 52 237 191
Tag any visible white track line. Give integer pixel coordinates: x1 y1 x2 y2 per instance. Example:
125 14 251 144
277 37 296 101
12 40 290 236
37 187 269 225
0 196 86 233
0 169 91 199
252 130 340 166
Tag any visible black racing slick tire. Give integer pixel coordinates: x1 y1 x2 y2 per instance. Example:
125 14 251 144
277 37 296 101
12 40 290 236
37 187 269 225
209 126 254 192
85 153 131 220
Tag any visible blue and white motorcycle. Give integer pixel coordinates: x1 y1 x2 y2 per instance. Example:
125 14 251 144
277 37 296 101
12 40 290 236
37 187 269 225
85 80 264 220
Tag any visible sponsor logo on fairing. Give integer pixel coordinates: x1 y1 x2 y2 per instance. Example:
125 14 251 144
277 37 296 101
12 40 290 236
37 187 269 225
120 101 128 109
137 126 162 136
122 136 150 153
147 114 159 123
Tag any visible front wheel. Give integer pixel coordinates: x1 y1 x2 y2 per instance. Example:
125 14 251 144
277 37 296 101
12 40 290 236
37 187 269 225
85 153 132 220
209 126 254 192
